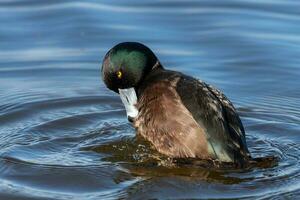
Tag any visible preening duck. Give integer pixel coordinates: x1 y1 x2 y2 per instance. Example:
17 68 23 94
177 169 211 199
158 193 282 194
101 42 251 166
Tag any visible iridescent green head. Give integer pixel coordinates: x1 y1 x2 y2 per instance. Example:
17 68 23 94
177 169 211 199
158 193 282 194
101 42 160 93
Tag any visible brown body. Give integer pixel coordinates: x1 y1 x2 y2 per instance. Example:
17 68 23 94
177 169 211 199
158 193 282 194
134 77 211 159
133 68 251 165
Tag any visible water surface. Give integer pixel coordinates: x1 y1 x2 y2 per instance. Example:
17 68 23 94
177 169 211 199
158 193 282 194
0 0 300 199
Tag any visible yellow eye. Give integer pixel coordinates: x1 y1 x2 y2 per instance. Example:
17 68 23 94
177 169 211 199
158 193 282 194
117 71 122 79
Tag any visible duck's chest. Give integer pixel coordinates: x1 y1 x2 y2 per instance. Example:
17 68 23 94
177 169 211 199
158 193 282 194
132 80 212 158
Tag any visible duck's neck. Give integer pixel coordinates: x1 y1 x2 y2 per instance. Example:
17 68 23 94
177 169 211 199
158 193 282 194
136 65 165 98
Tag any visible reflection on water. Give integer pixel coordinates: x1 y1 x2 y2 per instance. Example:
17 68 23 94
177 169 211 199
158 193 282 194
0 0 300 199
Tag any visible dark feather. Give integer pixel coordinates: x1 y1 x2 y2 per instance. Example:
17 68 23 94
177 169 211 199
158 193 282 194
176 75 250 164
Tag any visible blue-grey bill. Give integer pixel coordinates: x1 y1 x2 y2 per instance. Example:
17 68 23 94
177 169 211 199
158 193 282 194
119 88 139 119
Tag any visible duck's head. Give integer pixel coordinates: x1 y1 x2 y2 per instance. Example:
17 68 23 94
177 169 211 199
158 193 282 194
101 42 161 120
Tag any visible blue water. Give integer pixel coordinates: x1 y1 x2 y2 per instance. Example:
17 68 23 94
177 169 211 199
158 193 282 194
0 0 300 199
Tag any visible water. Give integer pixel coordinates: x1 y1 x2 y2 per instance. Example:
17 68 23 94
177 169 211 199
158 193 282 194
0 0 300 199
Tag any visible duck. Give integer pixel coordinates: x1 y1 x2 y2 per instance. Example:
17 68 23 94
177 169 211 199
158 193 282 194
101 42 251 166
